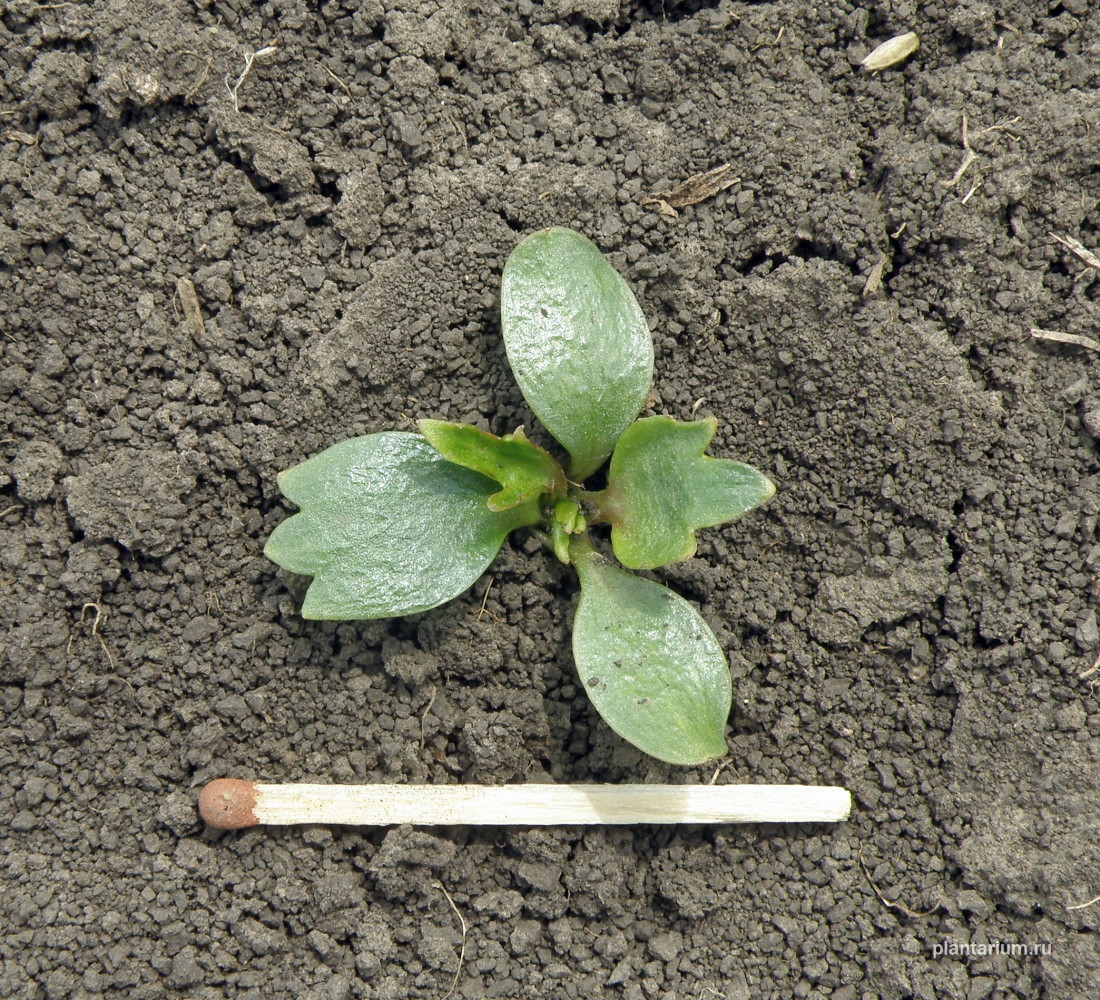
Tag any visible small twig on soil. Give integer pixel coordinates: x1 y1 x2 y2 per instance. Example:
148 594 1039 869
1079 650 1100 679
206 590 224 616
432 881 468 1000
708 757 738 784
1068 893 1100 911
978 116 1020 136
67 602 117 671
750 25 784 51
420 686 437 750
1050 231 1100 272
942 114 977 189
942 114 1021 190
323 65 352 99
473 575 498 623
1030 327 1100 353
225 44 278 112
0 504 21 519
858 847 939 918
105 675 137 705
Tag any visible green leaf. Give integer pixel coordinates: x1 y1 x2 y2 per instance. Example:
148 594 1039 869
570 538 731 765
265 433 538 619
418 419 566 511
600 416 775 570
501 227 654 480
550 496 585 564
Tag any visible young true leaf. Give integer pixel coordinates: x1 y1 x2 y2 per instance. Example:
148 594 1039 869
570 537 732 765
598 416 775 570
501 227 654 479
418 419 566 511
265 433 539 619
550 496 585 564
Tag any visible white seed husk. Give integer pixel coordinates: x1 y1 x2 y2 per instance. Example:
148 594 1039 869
862 31 920 72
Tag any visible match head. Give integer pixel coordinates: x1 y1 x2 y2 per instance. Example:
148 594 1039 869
199 778 259 830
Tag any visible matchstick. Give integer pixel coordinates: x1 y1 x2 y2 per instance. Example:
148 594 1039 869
198 779 851 830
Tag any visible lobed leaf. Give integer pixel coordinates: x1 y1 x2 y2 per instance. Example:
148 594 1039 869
601 416 775 570
570 539 731 765
418 419 565 511
265 433 539 619
501 228 654 480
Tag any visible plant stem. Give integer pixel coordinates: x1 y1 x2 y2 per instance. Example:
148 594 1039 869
575 487 619 526
566 529 598 565
503 495 548 533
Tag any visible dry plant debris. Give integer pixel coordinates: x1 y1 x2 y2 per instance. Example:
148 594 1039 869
642 164 739 218
942 114 1021 191
861 252 889 298
175 277 206 343
1050 230 1100 273
1030 327 1100 354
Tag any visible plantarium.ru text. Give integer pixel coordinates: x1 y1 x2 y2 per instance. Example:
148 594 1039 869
265 228 775 765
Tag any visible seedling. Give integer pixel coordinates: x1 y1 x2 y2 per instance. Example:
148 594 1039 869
265 228 775 765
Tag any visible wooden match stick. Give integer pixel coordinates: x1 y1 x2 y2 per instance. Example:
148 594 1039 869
198 779 851 830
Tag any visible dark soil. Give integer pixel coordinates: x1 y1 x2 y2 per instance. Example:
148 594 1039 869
2 1 1099 997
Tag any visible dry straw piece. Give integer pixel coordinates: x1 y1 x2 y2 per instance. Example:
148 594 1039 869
861 31 920 72
198 779 853 830
642 163 740 218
